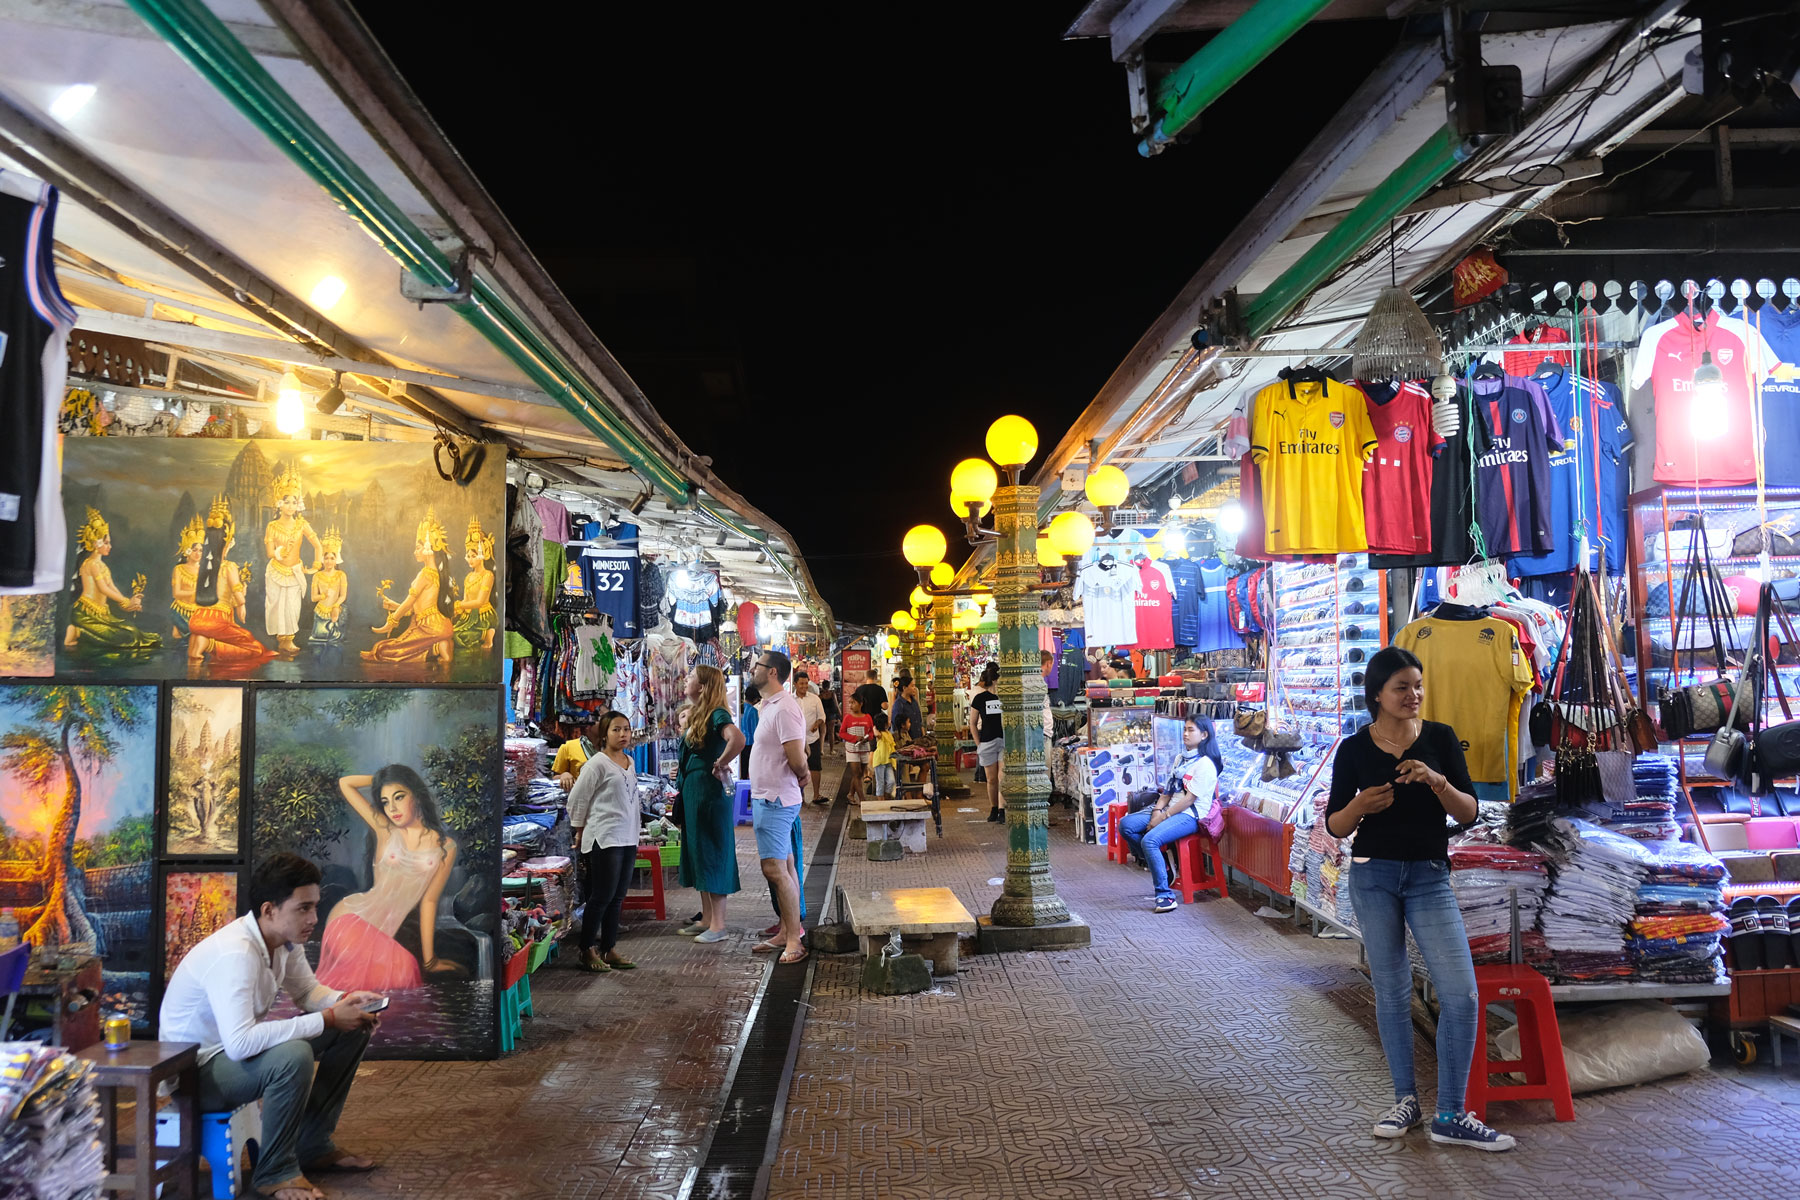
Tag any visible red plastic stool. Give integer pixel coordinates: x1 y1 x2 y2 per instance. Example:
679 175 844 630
622 844 667 920
1106 802 1131 864
1466 963 1575 1122
1173 833 1228 902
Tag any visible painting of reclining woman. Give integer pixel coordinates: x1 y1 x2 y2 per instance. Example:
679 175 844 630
56 438 503 683
250 687 499 1058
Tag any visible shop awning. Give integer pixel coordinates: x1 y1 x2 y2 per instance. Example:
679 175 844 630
954 2 1699 586
0 0 833 634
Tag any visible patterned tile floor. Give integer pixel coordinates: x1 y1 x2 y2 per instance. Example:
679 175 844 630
776 788 1800 1200
307 757 1800 1200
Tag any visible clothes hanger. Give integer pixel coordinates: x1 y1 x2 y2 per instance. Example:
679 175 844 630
1472 359 1506 380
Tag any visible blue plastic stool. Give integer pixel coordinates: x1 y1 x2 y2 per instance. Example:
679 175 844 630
734 780 754 825
155 1104 259 1198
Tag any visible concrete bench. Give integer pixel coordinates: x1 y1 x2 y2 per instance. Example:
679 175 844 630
842 886 977 977
860 801 931 855
1770 1014 1800 1067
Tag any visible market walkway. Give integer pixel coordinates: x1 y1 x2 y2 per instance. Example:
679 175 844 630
316 760 1800 1200
773 801 1800 1200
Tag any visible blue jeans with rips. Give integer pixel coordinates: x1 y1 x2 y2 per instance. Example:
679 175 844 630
1347 857 1479 1112
1117 807 1200 904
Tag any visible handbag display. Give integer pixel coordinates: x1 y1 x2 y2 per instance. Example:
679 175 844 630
1656 525 1748 740
1744 587 1800 793
1553 571 1639 810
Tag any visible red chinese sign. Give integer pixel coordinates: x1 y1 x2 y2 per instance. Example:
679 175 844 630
1453 249 1508 308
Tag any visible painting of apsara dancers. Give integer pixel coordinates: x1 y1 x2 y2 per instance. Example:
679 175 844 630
251 687 498 1058
56 438 503 682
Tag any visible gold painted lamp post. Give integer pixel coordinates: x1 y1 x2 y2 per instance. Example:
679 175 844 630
900 416 1101 932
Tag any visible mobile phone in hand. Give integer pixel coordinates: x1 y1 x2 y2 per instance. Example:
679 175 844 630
361 996 391 1013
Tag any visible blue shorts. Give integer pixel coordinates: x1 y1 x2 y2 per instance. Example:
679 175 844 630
752 798 801 861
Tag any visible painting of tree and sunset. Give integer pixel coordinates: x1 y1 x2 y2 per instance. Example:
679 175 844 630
0 685 158 1028
56 438 504 685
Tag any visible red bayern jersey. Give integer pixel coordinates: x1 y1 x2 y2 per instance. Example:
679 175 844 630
1357 380 1445 554
1631 308 1779 486
1125 559 1175 650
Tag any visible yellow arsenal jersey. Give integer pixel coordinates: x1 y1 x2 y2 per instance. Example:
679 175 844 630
1248 377 1378 554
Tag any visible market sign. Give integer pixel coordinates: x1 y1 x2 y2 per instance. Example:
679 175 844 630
1453 249 1508 308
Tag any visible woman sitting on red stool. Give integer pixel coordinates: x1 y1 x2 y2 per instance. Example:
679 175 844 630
1118 715 1223 914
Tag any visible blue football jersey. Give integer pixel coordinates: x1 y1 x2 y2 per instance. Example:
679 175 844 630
578 547 640 637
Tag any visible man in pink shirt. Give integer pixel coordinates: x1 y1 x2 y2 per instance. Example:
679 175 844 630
749 650 811 963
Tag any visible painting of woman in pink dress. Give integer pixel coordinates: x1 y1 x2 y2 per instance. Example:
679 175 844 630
315 765 460 991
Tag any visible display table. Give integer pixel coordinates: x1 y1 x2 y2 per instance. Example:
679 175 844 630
78 1040 200 1200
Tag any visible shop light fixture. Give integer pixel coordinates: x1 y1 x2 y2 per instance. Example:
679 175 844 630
309 275 348 312
274 371 307 435
1690 352 1727 438
316 370 347 416
1083 464 1130 536
1163 524 1187 557
1216 502 1246 539
50 84 96 122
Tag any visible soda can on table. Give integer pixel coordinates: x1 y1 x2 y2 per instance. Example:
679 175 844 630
105 1014 130 1051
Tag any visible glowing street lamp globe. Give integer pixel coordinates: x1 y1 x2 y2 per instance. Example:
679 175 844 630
902 523 948 568
985 415 1038 468
929 562 954 586
1046 511 1097 559
950 458 999 503
1035 535 1062 568
1084 464 1130 510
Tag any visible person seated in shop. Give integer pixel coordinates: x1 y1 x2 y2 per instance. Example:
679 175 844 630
1117 715 1225 914
160 853 383 1200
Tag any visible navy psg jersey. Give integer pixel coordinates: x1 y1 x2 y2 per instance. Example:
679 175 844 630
1471 375 1562 558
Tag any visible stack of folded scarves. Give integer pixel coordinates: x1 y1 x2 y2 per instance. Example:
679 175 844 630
1630 838 1729 982
1613 754 1682 842
1449 839 1553 965
1535 818 1651 982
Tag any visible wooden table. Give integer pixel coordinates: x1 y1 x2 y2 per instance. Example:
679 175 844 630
20 955 103 1052
78 1041 200 1200
842 887 977 975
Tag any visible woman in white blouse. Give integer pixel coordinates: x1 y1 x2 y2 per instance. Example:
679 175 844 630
567 710 642 972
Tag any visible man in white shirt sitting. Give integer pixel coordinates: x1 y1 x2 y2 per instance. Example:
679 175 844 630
160 853 384 1200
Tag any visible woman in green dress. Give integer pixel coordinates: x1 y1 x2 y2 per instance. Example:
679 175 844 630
676 664 743 944
63 507 162 663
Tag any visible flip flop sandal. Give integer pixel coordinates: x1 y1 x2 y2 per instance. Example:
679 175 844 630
305 1151 378 1173
603 956 637 970
751 939 784 954
778 946 809 965
256 1175 324 1199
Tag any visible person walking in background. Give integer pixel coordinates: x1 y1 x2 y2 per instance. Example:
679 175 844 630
795 668 827 804
567 710 643 971
1117 715 1222 913
739 683 761 779
748 651 810 964
1324 647 1513 1153
969 661 1006 823
839 693 875 802
676 666 744 945
820 680 840 752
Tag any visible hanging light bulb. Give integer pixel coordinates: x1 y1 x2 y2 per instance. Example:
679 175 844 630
275 371 307 436
1163 523 1187 557
1216 503 1246 538
1690 352 1727 439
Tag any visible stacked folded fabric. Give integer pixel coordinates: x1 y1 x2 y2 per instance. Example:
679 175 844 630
1629 838 1729 982
1449 840 1553 965
1536 818 1651 982
1613 754 1682 841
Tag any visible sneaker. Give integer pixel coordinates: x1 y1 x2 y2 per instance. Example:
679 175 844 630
1373 1096 1421 1138
760 922 782 938
1152 897 1178 914
694 928 730 944
1429 1111 1515 1152
678 922 707 937
987 808 1004 823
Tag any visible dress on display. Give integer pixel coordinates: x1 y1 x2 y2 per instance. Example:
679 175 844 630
316 827 448 991
678 707 741 896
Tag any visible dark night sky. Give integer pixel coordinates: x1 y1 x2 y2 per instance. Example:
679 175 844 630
358 5 1397 626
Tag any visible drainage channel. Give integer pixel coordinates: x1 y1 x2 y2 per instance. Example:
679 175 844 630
679 796 849 1200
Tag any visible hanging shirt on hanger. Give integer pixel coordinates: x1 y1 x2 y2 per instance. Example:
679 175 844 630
1126 557 1175 651
1502 323 1572 377
1395 610 1534 792
1471 374 1562 557
1507 365 1630 578
0 178 74 594
1074 557 1141 647
1631 307 1779 486
1356 379 1445 556
1161 557 1201 647
1249 376 1379 555
1749 304 1800 487
577 545 641 637
1193 558 1239 653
